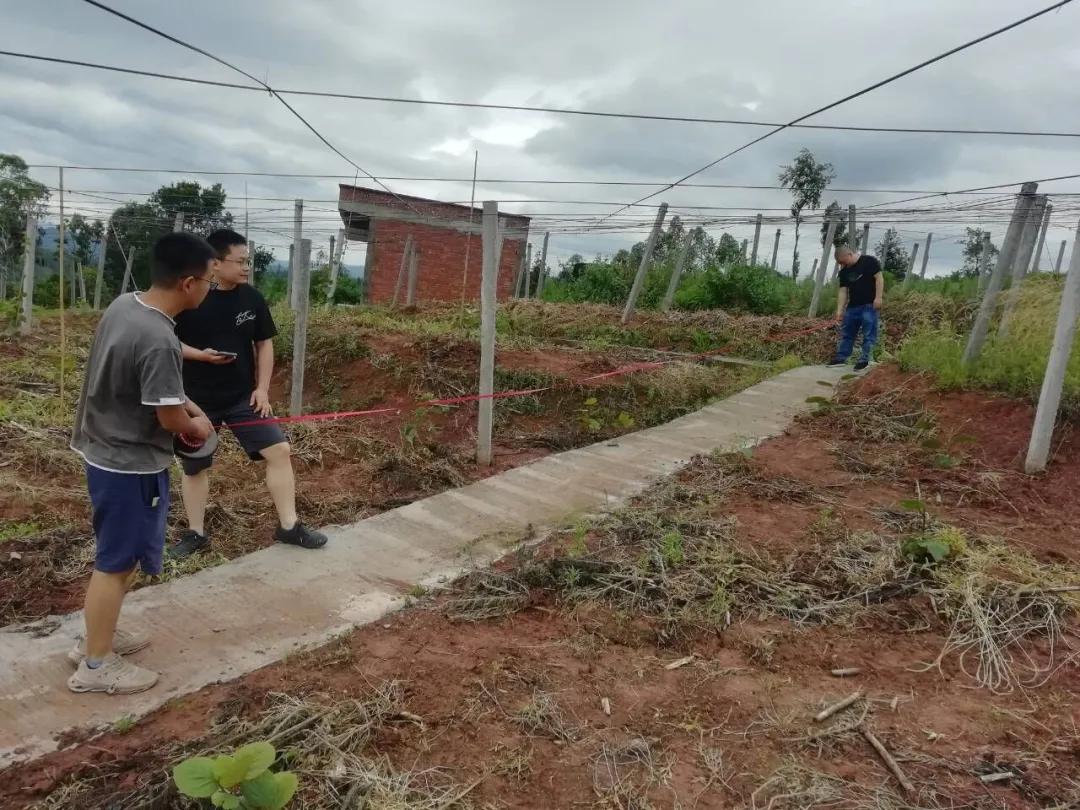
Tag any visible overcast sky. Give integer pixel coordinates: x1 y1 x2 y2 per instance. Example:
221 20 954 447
3 0 1080 276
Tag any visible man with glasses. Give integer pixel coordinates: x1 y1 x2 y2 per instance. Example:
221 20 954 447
171 229 327 558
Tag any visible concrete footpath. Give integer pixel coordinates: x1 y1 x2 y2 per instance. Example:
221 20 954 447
0 365 847 767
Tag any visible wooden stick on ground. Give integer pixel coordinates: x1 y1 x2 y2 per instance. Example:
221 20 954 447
862 727 915 796
814 691 863 723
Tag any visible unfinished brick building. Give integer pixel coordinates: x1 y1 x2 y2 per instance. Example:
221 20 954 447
337 185 531 303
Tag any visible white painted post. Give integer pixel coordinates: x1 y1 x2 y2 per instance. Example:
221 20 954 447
289 199 302 310
391 235 413 307
621 203 668 324
1025 220 1080 473
919 232 933 279
977 232 993 294
19 215 36 335
750 214 762 265
120 248 135 295
477 201 498 466
810 257 819 281
77 262 87 304
808 218 838 317
903 243 921 288
740 239 748 263
522 242 533 299
406 242 420 306
964 182 1038 364
860 223 870 253
1000 194 1048 337
1032 202 1052 273
172 212 184 233
326 229 344 306
848 204 857 249
770 228 781 271
661 229 694 311
1054 240 1067 274
536 231 550 298
93 220 108 309
289 238 312 417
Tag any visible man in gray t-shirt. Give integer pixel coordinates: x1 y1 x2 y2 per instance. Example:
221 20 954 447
66 233 216 697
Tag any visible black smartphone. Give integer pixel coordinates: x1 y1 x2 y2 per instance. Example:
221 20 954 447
211 350 238 359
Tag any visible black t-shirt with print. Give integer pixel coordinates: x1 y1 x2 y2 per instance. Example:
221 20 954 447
838 255 881 307
176 285 277 411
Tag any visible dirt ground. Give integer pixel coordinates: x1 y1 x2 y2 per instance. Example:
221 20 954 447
4 365 1078 810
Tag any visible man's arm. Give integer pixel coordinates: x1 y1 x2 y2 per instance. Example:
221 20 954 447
874 272 885 309
156 405 212 439
183 397 208 421
835 287 848 319
250 339 274 417
181 342 235 365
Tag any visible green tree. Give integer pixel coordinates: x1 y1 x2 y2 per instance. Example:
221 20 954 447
252 245 275 275
957 228 998 278
875 228 910 279
820 201 848 248
778 148 835 281
0 154 50 296
149 181 233 236
714 233 742 266
67 213 105 268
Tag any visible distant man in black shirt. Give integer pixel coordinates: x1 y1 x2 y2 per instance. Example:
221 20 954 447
827 244 884 371
170 229 327 557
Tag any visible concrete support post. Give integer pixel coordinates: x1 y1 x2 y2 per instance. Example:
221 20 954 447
289 238 312 417
964 183 1037 364
661 229 694 311
536 231 550 298
848 204 857 249
770 228 780 271
522 243 533 299
19 215 36 335
811 257 818 280
808 218 838 317
406 243 420 306
391 235 413 307
1025 220 1080 473
860 223 870 253
740 239 748 263
1000 193 1047 337
120 248 135 295
289 199 302 310
1032 202 1052 273
750 214 762 265
477 201 498 467
172 212 184 233
326 229 344 306
621 202 668 324
919 233 933 279
77 262 87 304
93 221 108 309
977 232 993 294
1054 240 1067 274
903 243 921 288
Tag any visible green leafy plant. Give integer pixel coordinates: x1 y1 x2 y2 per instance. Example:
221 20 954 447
659 530 685 566
173 741 298 810
113 714 137 734
902 526 968 565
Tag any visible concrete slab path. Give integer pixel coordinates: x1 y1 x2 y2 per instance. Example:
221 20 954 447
0 364 847 767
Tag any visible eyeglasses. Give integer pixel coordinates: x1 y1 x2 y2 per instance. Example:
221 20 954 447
189 275 219 290
219 257 252 268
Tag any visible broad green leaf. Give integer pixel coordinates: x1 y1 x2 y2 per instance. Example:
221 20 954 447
173 756 219 798
241 771 280 808
268 772 299 809
584 397 598 407
211 789 241 809
923 539 951 562
213 754 248 789
616 412 635 428
899 499 924 512
234 741 276 780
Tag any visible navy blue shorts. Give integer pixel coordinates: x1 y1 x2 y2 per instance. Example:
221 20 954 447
179 397 287 475
86 465 170 576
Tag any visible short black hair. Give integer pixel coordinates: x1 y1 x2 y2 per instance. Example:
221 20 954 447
151 232 216 287
206 228 247 259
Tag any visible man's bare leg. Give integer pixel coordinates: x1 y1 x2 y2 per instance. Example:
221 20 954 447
83 568 135 660
261 441 298 529
180 469 210 536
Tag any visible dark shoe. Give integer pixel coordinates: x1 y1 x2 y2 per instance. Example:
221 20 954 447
854 360 869 371
825 358 847 368
275 522 327 549
169 530 209 559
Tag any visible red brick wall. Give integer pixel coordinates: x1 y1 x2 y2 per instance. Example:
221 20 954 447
367 219 523 303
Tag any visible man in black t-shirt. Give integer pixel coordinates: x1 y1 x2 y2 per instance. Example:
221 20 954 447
170 229 327 557
827 244 884 371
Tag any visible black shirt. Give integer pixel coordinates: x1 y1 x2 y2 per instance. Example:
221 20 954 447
838 255 881 307
175 285 277 411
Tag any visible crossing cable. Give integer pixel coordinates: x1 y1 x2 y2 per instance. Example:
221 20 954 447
77 0 426 218
596 0 1076 224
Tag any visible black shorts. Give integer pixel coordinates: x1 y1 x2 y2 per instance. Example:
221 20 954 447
180 397 287 475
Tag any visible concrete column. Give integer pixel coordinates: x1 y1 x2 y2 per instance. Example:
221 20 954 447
661 229 694 311
977 232 992 294
964 182 1037 364
120 248 135 295
536 231 550 298
770 228 780 271
621 203 668 324
1054 240 1067 274
477 201 498 466
522 243 533 299
860 223 870 253
289 238 312 417
750 214 762 265
1000 194 1048 337
811 257 818 280
406 243 420 306
809 218 838 317
289 199 302 310
77 262 87 304
172 212 184 233
848 204 857 249
19 215 36 335
919 232 933 279
391 235 413 307
1032 202 1052 273
903 243 921 288
93 221 108 309
1025 220 1080 473
740 239 748 263
326 228 345 305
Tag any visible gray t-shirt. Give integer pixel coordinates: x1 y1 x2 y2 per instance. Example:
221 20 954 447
71 293 186 473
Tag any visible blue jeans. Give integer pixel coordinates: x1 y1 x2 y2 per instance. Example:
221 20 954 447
834 304 879 363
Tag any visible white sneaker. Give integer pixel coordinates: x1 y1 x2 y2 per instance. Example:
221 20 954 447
67 628 151 667
67 652 159 694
